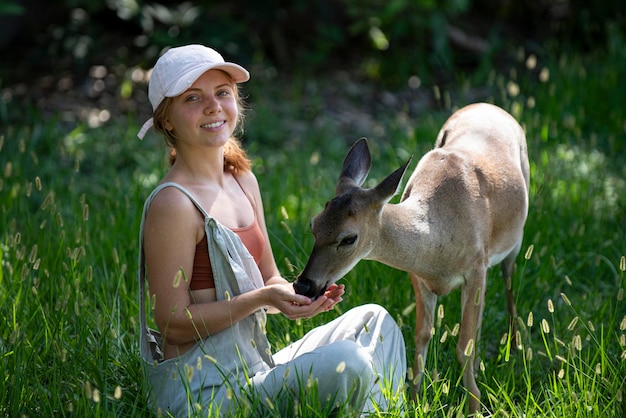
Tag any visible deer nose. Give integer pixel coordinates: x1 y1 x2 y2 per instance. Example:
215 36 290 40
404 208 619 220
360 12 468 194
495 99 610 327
293 278 312 296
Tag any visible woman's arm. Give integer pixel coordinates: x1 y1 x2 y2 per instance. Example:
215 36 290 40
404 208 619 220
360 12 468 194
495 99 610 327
238 170 344 316
144 187 253 344
143 186 336 349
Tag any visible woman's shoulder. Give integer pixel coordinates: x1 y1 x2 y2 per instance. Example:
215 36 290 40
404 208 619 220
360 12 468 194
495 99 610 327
144 184 204 243
146 184 200 220
234 169 260 192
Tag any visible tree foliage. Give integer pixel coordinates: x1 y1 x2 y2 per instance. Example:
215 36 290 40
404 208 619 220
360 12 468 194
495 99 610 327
1 0 624 87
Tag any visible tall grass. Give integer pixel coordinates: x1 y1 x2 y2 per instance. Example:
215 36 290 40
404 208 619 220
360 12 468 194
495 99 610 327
1 41 625 416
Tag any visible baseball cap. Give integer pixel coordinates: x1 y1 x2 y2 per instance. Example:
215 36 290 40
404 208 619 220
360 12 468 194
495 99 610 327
137 44 250 139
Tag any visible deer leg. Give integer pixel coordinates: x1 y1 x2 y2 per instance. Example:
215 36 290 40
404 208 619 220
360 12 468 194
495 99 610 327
409 273 437 396
500 242 521 348
457 267 486 415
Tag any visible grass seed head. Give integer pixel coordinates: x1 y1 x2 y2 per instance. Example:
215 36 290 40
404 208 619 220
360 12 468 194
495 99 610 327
336 361 346 373
572 335 582 351
173 270 182 288
524 244 534 260
184 363 194 381
92 388 100 403
561 292 572 306
525 347 533 361
84 381 92 399
464 338 475 357
402 302 415 317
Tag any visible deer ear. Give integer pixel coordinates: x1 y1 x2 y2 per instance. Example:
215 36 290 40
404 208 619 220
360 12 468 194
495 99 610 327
372 157 412 202
336 138 371 195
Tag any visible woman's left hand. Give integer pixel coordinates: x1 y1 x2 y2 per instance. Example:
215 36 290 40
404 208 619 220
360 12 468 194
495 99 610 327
321 283 344 306
269 282 345 319
295 283 345 318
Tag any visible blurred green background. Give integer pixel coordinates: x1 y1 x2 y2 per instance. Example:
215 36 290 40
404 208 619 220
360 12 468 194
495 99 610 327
1 1 625 416
1 0 625 122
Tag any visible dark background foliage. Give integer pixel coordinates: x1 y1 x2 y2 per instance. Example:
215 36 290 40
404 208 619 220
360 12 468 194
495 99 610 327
1 0 624 89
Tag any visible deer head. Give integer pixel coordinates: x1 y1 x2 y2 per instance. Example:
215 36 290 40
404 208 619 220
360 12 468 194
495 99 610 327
293 138 411 299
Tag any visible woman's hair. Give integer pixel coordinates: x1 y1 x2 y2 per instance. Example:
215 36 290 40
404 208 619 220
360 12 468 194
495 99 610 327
152 74 251 173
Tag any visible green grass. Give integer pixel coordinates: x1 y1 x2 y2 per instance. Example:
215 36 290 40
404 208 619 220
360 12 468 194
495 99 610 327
1 42 625 416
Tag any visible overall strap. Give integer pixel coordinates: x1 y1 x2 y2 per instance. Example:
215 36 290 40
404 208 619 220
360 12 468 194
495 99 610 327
157 182 211 217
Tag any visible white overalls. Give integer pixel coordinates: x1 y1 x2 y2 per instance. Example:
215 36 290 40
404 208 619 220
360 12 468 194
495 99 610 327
138 182 406 417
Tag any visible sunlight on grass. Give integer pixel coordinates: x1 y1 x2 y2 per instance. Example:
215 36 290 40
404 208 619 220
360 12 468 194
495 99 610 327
1 37 625 416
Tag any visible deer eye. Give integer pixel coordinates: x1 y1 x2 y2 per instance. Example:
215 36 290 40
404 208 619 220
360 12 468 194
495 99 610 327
339 235 357 247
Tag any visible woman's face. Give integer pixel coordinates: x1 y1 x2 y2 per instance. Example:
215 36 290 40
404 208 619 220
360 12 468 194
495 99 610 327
164 69 239 151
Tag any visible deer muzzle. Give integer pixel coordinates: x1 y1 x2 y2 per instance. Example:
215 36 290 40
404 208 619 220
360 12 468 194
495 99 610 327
292 277 327 300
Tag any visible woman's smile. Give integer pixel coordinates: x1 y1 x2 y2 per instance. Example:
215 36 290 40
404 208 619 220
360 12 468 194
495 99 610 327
201 120 226 129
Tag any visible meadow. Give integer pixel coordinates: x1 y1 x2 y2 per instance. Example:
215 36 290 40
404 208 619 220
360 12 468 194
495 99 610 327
1 42 625 416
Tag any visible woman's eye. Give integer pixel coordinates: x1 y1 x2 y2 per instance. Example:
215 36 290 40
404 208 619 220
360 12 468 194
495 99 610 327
185 95 200 102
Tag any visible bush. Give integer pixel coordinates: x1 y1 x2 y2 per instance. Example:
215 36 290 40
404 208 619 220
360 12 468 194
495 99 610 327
2 0 624 90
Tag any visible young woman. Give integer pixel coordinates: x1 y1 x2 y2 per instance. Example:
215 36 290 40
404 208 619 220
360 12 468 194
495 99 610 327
137 44 406 417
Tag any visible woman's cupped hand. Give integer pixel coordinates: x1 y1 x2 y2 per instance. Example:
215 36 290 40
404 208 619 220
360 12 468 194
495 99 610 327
266 283 345 320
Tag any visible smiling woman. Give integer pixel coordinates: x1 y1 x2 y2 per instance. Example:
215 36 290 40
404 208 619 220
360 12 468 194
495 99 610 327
135 44 407 417
159 71 241 161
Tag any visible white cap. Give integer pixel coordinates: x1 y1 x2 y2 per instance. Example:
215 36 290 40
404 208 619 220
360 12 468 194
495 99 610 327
137 44 250 139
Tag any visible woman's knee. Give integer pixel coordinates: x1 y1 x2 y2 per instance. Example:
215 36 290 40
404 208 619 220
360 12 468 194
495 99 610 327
329 340 374 374
317 340 375 406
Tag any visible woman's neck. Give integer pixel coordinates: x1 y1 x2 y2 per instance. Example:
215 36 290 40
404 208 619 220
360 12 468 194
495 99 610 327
166 147 226 186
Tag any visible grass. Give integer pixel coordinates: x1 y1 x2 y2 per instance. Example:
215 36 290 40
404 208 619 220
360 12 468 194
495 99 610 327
1 40 625 416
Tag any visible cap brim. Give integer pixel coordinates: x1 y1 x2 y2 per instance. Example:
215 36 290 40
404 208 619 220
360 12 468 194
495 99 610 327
167 63 250 98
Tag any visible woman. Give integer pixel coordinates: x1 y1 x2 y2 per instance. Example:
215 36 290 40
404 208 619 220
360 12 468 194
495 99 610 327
137 44 406 417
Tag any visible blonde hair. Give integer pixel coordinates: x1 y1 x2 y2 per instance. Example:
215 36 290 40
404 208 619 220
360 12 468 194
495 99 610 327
152 76 251 173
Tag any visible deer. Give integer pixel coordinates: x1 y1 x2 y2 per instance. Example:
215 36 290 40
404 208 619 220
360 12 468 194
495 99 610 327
293 102 530 414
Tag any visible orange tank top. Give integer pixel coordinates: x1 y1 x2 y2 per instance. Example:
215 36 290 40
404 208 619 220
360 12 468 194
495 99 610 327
189 179 265 290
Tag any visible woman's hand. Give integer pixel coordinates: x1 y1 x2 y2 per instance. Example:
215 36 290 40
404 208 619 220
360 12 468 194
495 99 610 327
264 283 345 320
322 283 345 304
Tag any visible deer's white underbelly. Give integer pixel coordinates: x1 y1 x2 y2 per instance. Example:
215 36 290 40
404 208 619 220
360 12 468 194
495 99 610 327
488 250 510 267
